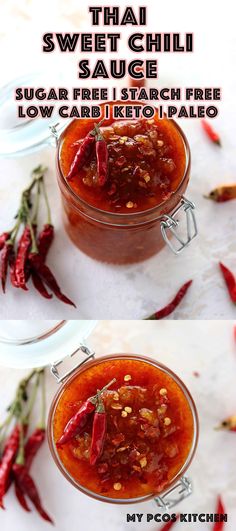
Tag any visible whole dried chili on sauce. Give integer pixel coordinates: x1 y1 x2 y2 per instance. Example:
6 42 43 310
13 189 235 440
67 119 104 181
95 125 109 186
28 252 76 307
0 425 20 508
90 394 107 466
56 378 116 447
205 184 236 203
14 225 32 290
201 119 221 146
219 262 236 304
213 496 226 530
12 463 53 524
145 280 193 320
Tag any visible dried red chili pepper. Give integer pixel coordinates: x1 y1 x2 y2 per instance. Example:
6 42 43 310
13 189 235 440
14 225 32 290
56 378 116 447
0 242 13 293
25 428 45 469
90 394 107 466
95 125 109 186
145 280 193 320
213 496 226 530
56 399 94 447
0 232 9 251
205 184 236 203
9 247 19 288
31 271 52 299
37 224 54 262
12 463 53 524
0 425 20 508
28 252 76 307
216 415 236 432
67 121 103 180
14 482 31 512
160 515 180 530
219 262 236 304
201 119 221 146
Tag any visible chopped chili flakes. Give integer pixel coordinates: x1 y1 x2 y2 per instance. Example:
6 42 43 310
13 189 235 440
54 358 194 500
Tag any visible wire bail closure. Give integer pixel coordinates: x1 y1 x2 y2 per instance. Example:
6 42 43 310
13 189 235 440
154 476 192 510
49 123 60 146
160 197 197 254
51 344 95 383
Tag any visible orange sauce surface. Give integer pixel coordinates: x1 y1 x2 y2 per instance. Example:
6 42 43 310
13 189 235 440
53 358 194 500
60 105 186 214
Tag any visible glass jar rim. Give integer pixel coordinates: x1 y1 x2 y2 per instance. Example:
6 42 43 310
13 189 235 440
56 116 191 227
0 320 67 346
48 353 199 505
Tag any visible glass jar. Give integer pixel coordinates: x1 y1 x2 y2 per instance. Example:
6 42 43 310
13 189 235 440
0 75 197 263
0 320 199 509
48 352 199 509
56 115 197 264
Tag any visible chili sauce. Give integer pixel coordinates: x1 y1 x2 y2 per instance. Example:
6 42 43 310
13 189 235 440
53 357 194 500
59 106 186 214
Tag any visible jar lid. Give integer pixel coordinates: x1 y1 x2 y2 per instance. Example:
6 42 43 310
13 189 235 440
0 320 97 368
0 72 69 158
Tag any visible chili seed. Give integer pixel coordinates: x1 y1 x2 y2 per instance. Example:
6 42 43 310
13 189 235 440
159 388 167 396
124 406 132 414
116 446 128 453
147 119 154 124
164 417 172 426
139 457 147 468
113 392 119 401
157 140 164 147
113 482 122 490
121 411 128 418
133 465 141 472
157 404 167 415
126 201 134 208
111 403 122 410
124 374 132 382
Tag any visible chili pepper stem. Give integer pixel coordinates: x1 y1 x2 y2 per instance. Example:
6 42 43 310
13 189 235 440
32 180 41 225
41 178 52 226
92 378 116 401
22 372 40 426
16 424 25 465
0 370 36 448
94 124 104 141
27 216 38 254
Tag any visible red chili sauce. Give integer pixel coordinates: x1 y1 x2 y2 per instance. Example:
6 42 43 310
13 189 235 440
53 358 194 500
59 108 186 214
